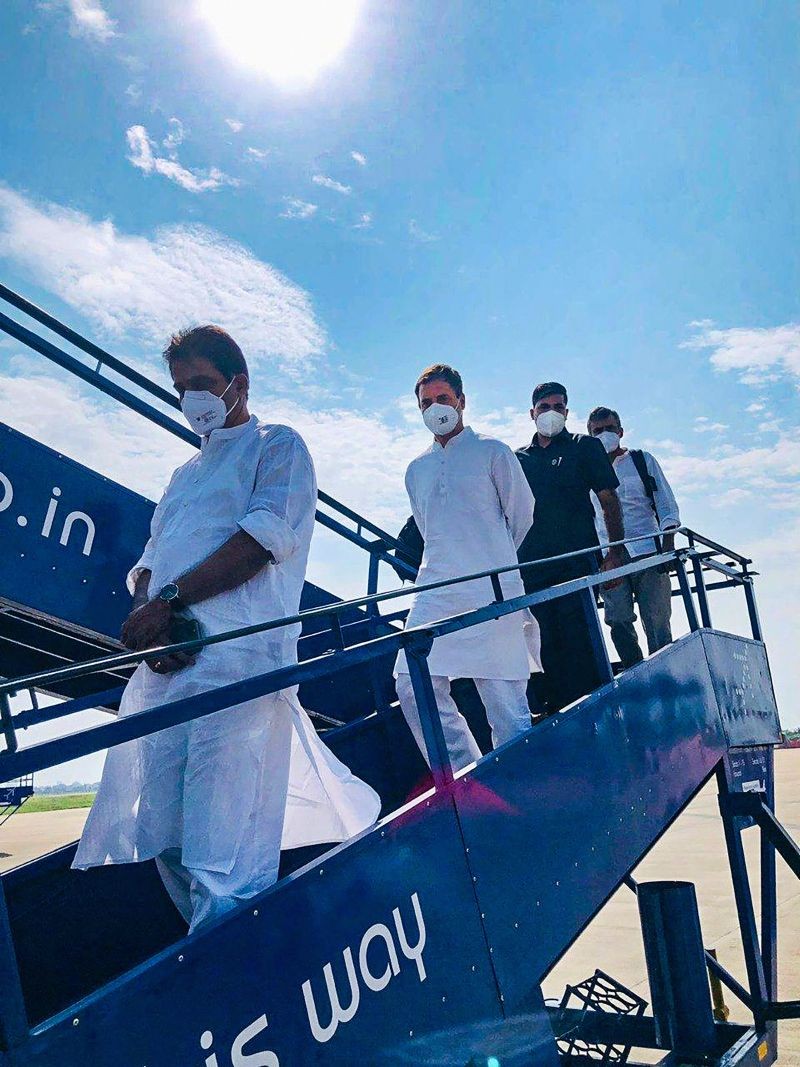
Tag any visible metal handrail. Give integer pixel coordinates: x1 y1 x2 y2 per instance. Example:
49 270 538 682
0 284 404 554
0 527 740 698
0 283 179 408
0 549 681 778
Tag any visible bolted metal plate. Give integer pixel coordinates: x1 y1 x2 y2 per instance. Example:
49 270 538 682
451 631 729 1013
700 631 781 748
18 793 557 1066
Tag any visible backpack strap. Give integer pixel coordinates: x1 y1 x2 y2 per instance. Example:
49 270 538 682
629 449 662 552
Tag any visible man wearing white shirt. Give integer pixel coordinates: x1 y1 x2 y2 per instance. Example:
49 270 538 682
395 364 540 772
74 325 379 932
587 405 681 668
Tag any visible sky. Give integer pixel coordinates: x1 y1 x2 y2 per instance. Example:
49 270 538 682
0 0 798 783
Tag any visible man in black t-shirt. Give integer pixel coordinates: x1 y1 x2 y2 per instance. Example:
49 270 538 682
516 381 624 712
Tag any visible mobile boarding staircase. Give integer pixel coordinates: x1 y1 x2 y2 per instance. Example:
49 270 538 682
0 284 797 1066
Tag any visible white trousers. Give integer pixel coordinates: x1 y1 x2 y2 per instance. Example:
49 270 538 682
396 674 531 774
155 847 270 934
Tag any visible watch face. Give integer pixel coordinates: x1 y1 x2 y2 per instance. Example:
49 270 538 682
160 583 179 602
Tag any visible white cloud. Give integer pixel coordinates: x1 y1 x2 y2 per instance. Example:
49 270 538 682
746 402 766 413
225 118 244 133
125 125 239 194
693 419 728 434
55 0 116 42
312 174 352 195
246 147 269 162
353 212 373 230
409 219 440 244
0 185 326 365
642 432 800 507
162 117 185 155
125 83 142 103
683 321 800 386
351 151 367 166
280 197 318 220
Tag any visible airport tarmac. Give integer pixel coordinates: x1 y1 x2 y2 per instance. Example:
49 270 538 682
1 750 798 1062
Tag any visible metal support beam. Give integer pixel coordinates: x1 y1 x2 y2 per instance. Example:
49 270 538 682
761 749 778 1006
691 553 713 628
404 633 453 791
625 873 754 1012
580 587 614 686
717 767 769 1020
676 555 701 632
743 577 764 643
637 880 718 1058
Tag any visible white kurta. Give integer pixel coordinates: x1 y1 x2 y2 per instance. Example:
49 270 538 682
73 416 380 884
395 426 540 680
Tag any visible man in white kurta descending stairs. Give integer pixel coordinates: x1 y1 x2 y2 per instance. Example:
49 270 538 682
73 325 380 933
395 363 542 773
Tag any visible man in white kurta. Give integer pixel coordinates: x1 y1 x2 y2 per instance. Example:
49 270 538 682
395 364 541 772
73 325 379 932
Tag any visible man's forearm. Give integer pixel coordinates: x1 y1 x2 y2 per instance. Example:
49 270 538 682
600 490 624 547
176 530 272 608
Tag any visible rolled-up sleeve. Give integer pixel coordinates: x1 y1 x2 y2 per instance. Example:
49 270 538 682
492 443 536 548
126 476 175 594
237 428 317 564
647 452 681 530
126 537 157 595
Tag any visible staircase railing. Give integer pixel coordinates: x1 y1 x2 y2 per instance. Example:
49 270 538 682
0 528 763 775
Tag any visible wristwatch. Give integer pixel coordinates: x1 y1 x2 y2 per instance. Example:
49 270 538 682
157 583 186 612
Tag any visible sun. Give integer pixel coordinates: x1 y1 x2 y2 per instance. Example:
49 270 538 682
198 0 364 86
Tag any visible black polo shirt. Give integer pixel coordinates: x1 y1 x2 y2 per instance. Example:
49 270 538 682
516 429 619 588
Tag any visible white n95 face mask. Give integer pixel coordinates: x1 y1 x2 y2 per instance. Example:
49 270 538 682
535 410 566 437
181 379 239 435
423 402 461 436
597 430 621 453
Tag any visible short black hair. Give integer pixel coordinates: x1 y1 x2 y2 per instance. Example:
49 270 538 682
415 363 464 399
587 405 621 431
531 381 568 407
163 325 249 381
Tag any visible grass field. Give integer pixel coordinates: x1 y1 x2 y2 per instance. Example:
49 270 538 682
20 793 96 814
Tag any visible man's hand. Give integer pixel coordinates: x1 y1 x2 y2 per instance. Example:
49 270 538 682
600 548 625 591
147 651 196 675
121 598 172 651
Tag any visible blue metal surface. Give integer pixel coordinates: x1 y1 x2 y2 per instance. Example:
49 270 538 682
701 632 781 747
718 758 770 1021
451 632 731 1012
0 881 28 1052
637 881 717 1056
5 794 559 1067
0 423 153 640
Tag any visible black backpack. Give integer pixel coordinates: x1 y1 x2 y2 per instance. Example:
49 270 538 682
628 449 662 551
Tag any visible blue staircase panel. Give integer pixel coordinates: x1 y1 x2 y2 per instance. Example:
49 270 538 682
450 630 780 1013
0 422 152 639
701 630 781 747
11 795 558 1067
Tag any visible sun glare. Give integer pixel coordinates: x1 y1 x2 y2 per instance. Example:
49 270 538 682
198 0 364 85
